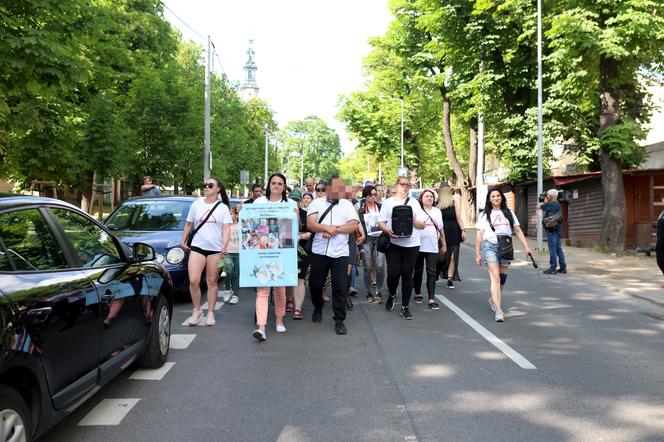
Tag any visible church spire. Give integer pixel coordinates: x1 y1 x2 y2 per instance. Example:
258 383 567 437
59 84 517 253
241 39 259 100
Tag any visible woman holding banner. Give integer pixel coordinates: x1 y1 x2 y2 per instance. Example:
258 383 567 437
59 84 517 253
251 172 297 341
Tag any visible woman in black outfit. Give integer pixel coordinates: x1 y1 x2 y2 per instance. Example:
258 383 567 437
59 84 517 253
436 184 466 288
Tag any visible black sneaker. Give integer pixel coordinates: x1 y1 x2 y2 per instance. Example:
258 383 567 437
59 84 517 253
374 293 383 304
428 302 440 310
400 306 413 320
557 268 567 274
335 321 347 335
543 268 557 275
447 279 455 289
366 294 374 303
312 309 322 323
385 295 395 311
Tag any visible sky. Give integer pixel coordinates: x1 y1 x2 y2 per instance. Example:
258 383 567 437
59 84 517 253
162 0 393 153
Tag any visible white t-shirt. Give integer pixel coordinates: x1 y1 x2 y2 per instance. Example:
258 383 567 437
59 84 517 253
252 196 297 208
307 197 359 258
419 206 443 253
186 198 232 251
379 196 427 248
476 209 520 244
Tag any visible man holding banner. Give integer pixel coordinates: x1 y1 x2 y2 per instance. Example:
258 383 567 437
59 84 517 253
307 177 360 335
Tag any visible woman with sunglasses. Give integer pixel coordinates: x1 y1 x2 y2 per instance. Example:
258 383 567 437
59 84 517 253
251 172 297 341
378 176 427 320
181 178 232 326
358 185 386 303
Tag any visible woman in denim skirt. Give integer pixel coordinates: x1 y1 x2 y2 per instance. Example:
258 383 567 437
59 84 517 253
475 189 532 322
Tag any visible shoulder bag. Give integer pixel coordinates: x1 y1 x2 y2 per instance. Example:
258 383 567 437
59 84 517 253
304 201 337 254
186 201 223 247
377 197 410 253
423 208 446 261
488 213 514 261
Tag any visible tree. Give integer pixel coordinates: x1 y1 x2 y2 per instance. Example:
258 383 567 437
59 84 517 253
547 0 664 253
282 116 342 182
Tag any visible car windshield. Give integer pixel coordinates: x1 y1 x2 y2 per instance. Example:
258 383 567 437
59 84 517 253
106 200 192 231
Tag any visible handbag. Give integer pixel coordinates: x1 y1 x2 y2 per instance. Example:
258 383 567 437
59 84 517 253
186 201 223 247
423 208 446 260
377 233 390 253
488 213 514 261
304 201 337 254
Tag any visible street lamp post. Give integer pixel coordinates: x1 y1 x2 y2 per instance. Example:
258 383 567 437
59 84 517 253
381 97 405 170
263 125 269 187
536 0 544 252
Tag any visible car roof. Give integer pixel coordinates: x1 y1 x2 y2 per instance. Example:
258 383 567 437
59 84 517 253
119 195 198 203
0 194 79 211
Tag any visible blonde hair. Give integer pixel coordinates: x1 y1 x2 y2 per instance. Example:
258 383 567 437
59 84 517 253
437 185 454 209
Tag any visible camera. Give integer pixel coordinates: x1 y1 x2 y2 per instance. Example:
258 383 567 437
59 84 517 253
539 190 568 203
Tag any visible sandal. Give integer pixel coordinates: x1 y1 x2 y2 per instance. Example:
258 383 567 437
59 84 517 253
286 299 294 313
414 295 424 304
186 309 203 326
346 297 354 311
293 309 303 320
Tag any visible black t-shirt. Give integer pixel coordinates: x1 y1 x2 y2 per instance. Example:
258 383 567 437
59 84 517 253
298 207 309 247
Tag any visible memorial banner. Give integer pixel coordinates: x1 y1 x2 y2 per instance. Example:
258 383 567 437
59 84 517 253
239 202 298 287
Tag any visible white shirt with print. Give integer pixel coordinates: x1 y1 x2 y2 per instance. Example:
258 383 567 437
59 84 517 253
419 206 443 253
476 209 520 244
186 198 232 251
308 197 359 258
379 196 427 248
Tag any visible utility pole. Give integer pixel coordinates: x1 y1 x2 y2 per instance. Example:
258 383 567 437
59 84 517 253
264 125 269 187
204 35 211 180
536 0 544 252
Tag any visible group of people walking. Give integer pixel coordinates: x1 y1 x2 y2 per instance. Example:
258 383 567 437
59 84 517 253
178 173 545 342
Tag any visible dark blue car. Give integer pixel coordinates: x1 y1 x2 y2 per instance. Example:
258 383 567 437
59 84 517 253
105 196 196 295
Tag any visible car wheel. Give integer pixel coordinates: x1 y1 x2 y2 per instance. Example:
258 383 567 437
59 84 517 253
0 385 31 442
137 294 170 368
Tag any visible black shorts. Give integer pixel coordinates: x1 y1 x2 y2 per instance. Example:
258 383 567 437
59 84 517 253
298 251 310 280
190 246 221 257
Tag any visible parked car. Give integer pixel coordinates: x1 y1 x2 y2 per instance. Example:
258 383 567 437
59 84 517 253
105 195 196 295
0 195 174 441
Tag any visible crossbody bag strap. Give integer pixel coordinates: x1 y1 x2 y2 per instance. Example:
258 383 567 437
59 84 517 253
424 208 442 235
310 200 338 241
192 200 223 236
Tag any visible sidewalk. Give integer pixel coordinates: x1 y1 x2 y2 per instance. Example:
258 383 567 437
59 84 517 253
465 228 664 307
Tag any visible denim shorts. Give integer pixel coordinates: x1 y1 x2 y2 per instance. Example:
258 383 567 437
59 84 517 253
480 240 509 266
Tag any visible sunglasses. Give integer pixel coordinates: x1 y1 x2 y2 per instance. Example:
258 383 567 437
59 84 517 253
315 187 325 192
370 192 377 196
398 182 410 187
203 183 215 189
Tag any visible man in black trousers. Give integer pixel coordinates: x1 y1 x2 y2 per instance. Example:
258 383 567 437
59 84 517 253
307 176 360 335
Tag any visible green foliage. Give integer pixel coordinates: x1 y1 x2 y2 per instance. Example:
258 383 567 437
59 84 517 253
599 117 646 167
282 116 342 182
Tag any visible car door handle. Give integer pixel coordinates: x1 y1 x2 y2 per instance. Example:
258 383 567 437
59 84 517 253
26 307 52 323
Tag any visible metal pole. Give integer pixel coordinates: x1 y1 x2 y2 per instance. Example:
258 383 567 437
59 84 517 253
300 138 304 188
204 35 211 180
536 0 544 252
400 98 404 169
264 125 269 187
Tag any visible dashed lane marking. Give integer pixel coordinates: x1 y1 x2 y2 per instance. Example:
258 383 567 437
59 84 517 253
436 295 537 370
78 398 140 426
129 362 176 380
169 333 196 349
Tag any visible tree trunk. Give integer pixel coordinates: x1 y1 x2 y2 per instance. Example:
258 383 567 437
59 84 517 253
440 86 474 224
598 55 626 254
80 171 95 213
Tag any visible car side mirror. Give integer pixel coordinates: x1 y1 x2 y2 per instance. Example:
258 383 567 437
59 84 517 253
132 242 156 262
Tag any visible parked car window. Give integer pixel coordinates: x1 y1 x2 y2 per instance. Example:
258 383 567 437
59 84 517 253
106 200 192 231
0 208 68 271
50 208 123 268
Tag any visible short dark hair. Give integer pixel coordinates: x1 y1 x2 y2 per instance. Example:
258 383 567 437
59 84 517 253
362 185 375 198
251 184 263 191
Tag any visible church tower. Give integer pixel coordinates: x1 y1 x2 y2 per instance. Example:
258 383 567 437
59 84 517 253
240 40 259 100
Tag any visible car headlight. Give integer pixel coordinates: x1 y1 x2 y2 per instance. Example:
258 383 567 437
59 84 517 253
166 247 185 264
155 253 165 264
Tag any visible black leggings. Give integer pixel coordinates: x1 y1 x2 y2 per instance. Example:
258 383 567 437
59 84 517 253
386 244 420 306
413 251 437 300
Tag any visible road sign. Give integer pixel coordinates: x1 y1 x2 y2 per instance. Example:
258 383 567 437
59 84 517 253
240 170 250 185
398 167 408 177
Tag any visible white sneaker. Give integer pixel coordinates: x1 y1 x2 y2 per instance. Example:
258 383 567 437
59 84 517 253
220 290 232 302
276 324 286 333
495 310 504 322
488 297 496 312
229 295 239 305
252 329 266 341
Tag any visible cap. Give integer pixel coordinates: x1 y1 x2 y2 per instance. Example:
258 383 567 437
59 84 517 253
289 189 303 200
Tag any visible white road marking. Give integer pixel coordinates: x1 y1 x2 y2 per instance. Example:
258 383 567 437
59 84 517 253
181 301 225 326
201 300 225 311
436 295 537 370
169 333 196 349
78 398 140 426
129 362 175 380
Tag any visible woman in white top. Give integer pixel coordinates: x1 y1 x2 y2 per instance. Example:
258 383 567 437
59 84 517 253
181 178 232 326
412 189 447 310
377 176 427 320
475 189 532 322
251 172 297 341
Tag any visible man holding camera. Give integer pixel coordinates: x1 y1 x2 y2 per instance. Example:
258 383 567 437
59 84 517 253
538 189 567 275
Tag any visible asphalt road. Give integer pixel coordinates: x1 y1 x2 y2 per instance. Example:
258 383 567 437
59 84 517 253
44 243 664 441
